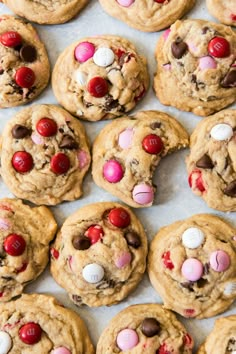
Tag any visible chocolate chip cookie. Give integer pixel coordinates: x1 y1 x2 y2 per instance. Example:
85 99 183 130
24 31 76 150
206 0 236 27
0 198 57 302
186 109 236 212
52 35 149 121
1 0 88 25
198 315 236 354
154 19 236 116
99 0 196 32
0 293 94 353
50 202 147 307
0 104 91 205
92 110 189 208
97 303 194 353
0 15 50 108
148 214 236 319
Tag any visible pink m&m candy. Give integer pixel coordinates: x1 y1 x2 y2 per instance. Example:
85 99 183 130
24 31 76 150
115 252 132 268
74 42 95 63
51 347 71 354
117 329 139 350
210 250 230 272
132 184 154 205
163 28 171 41
118 128 134 149
117 0 134 7
103 160 123 183
181 258 203 281
199 56 217 70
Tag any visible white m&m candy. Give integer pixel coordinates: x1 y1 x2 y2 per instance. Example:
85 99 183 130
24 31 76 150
0 331 12 354
93 47 115 67
182 227 205 249
210 123 233 141
224 282 236 296
74 70 87 87
82 263 104 284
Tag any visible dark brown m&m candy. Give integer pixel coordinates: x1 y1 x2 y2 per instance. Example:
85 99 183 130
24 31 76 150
124 231 141 248
12 125 31 139
141 318 161 337
20 45 37 63
73 236 91 250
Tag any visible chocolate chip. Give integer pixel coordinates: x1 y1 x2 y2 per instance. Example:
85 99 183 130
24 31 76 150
124 231 141 248
20 45 37 63
221 70 236 88
72 236 91 250
150 122 161 130
12 124 31 139
0 69 4 75
171 40 188 59
203 263 210 275
59 135 78 150
104 95 119 111
181 282 194 290
224 180 236 197
202 26 209 34
141 318 160 337
196 154 214 169
96 279 116 289
72 294 83 305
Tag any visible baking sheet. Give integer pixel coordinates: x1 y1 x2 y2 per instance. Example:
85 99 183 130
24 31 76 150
0 0 235 351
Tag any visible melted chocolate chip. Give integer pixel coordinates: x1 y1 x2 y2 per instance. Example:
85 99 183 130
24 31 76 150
12 124 31 139
59 135 78 150
20 45 37 63
96 279 116 289
221 70 236 88
0 69 4 75
141 318 160 337
224 180 236 197
124 231 141 248
104 95 119 111
202 26 209 34
171 40 188 59
203 263 210 275
181 282 194 290
72 236 91 250
196 154 214 169
72 295 83 305
150 122 161 130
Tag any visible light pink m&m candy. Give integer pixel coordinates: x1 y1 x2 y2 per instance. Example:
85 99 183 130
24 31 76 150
117 0 134 7
117 329 139 350
51 347 71 354
181 258 203 281
163 28 171 41
115 252 132 268
103 160 123 183
118 128 134 149
0 218 11 230
210 250 230 272
132 184 154 205
74 42 95 63
199 56 217 70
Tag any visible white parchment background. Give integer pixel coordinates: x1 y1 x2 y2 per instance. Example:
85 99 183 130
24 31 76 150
0 0 235 352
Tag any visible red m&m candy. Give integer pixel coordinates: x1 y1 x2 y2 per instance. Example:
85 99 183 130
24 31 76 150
154 0 165 3
108 208 130 228
142 134 163 154
87 77 108 98
15 67 35 88
85 225 104 244
1 31 22 47
4 234 26 256
36 118 57 137
50 153 70 174
19 323 42 345
208 37 230 58
12 151 33 173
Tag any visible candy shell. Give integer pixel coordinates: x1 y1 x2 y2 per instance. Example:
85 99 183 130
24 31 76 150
0 331 12 354
93 47 115 67
82 263 104 283
210 124 233 141
182 228 205 249
132 184 154 205
181 258 203 281
116 329 139 350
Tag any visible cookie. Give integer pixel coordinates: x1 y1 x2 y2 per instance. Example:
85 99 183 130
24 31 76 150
198 315 236 354
0 293 94 353
99 0 196 32
92 110 189 208
97 303 193 353
154 19 236 117
148 214 236 319
50 202 147 307
0 15 50 108
206 0 236 27
0 198 57 302
1 0 88 25
0 104 91 205
186 109 236 212
52 35 149 122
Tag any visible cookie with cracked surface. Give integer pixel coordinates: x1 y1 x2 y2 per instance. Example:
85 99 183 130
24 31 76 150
154 19 236 117
0 293 94 353
50 202 147 307
198 315 236 354
1 0 88 25
186 109 236 212
97 303 194 353
148 214 236 319
92 110 189 208
52 35 149 121
99 0 195 32
0 104 91 205
206 0 236 27
0 198 57 302
0 15 50 108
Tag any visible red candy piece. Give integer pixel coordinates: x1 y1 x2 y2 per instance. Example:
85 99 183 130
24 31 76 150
157 343 170 354
19 323 42 345
36 118 57 137
12 151 33 173
208 37 230 58
142 134 163 154
184 309 195 317
85 225 104 244
188 170 205 192
154 0 165 3
87 77 108 98
50 248 59 259
1 31 22 47
16 262 28 273
4 234 26 256
108 208 130 228
50 153 70 175
162 251 174 270
231 14 236 21
115 49 126 59
183 333 193 347
0 292 3 298
15 67 35 88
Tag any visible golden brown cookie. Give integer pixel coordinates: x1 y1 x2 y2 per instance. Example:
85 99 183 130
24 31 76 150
206 0 236 27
